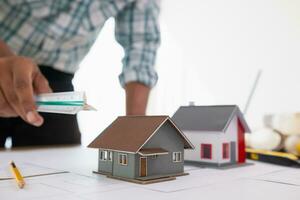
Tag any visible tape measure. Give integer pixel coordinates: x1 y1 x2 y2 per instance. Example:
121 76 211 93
35 91 96 114
246 148 300 167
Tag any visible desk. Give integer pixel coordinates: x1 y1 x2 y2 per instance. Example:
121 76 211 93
0 146 299 200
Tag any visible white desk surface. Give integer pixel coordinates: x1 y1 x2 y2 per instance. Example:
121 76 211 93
0 146 299 200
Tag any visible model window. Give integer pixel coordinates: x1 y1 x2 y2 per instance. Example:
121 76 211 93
172 152 182 162
222 143 230 159
100 150 108 161
118 154 128 165
108 151 113 161
100 151 104 160
201 144 212 159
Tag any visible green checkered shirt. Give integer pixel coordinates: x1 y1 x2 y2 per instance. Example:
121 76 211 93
0 0 160 87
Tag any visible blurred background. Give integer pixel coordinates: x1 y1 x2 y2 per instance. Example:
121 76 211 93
73 0 300 146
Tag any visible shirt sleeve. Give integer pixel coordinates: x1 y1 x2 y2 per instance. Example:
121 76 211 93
115 0 161 88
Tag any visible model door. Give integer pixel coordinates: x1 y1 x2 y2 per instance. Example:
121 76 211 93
230 141 236 164
140 157 147 177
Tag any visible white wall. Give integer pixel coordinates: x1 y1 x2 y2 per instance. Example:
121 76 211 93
74 0 300 145
184 116 239 164
149 0 300 125
222 116 239 163
73 19 125 145
184 131 221 163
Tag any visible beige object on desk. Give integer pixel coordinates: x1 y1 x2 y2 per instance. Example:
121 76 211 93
245 128 283 151
264 113 300 135
284 135 300 156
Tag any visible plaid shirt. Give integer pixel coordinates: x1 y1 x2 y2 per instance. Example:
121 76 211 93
0 0 160 88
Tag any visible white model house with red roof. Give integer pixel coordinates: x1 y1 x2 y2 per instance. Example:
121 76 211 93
172 105 251 167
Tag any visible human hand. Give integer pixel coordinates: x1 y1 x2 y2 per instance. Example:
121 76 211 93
0 56 52 126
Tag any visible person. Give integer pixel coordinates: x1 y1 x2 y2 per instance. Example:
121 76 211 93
0 0 160 147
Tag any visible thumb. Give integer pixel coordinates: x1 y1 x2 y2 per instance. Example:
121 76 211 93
33 71 52 94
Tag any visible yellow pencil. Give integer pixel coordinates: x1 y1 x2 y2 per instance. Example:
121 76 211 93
9 161 25 188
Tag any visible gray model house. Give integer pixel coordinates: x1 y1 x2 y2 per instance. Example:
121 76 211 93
172 105 251 167
88 116 194 183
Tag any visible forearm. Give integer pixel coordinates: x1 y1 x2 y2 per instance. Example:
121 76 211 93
0 39 15 57
115 0 160 115
125 82 150 115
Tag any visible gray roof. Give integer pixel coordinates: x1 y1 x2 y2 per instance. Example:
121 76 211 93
172 105 251 133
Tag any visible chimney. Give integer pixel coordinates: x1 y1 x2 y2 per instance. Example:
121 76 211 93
189 101 195 106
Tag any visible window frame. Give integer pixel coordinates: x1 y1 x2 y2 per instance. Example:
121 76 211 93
172 152 182 162
108 151 113 161
118 153 128 166
100 150 108 161
222 143 230 159
201 144 212 160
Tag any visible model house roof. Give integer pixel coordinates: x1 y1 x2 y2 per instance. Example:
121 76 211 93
88 116 194 153
172 105 251 132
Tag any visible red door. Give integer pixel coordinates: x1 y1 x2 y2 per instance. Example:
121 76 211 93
237 119 246 163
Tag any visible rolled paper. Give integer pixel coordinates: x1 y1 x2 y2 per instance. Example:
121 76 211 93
284 135 300 156
264 113 300 136
249 128 283 151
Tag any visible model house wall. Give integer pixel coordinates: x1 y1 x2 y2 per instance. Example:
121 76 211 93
184 131 221 163
98 150 136 178
141 121 185 176
98 149 113 173
184 116 239 166
112 152 136 179
223 115 239 163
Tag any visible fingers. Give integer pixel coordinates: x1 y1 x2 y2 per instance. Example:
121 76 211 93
0 76 26 119
33 70 52 94
13 65 35 111
13 64 44 126
0 56 44 126
0 88 17 117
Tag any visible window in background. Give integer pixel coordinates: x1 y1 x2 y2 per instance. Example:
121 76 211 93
118 154 128 165
222 143 230 159
201 144 212 159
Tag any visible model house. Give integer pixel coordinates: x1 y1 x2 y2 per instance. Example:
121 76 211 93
172 105 251 167
88 116 194 183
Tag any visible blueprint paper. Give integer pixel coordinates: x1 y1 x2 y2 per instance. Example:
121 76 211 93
0 162 67 180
